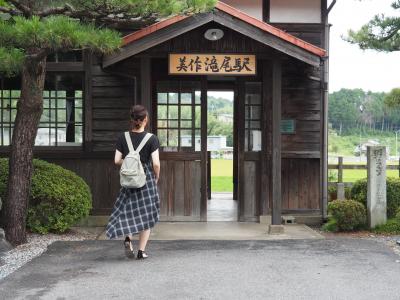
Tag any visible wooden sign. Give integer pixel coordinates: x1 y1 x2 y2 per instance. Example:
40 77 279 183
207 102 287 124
169 54 256 75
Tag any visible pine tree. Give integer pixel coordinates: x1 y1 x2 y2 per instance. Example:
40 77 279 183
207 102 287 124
347 1 400 51
0 0 215 246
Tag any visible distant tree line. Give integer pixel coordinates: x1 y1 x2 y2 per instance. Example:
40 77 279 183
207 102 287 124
329 89 400 135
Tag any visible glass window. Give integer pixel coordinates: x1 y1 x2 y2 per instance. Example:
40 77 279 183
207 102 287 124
156 81 201 152
245 82 262 152
0 73 84 146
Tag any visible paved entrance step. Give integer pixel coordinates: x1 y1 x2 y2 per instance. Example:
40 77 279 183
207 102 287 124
72 222 324 241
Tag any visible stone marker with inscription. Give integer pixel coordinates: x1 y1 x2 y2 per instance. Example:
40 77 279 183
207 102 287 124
367 146 387 228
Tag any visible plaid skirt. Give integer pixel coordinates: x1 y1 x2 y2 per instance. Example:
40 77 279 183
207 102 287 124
106 163 160 239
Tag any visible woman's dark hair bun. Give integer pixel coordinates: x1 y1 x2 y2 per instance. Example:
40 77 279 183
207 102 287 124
130 105 148 129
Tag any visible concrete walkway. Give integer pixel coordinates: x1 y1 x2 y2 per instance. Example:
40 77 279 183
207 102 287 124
1 238 400 299
93 222 324 240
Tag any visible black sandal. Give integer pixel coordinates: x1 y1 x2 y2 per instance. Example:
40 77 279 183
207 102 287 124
124 237 135 259
137 250 148 260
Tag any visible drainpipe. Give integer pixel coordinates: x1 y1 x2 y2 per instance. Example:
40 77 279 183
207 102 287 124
321 0 335 220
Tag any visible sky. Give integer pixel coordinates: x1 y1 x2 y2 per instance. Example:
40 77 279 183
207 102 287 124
329 0 400 93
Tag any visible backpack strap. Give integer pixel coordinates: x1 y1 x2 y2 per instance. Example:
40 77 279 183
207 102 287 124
124 132 135 153
136 133 153 153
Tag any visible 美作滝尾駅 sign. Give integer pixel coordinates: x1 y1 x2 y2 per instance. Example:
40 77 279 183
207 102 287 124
169 54 256 75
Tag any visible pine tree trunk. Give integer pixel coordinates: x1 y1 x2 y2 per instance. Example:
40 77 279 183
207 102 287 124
1 57 46 246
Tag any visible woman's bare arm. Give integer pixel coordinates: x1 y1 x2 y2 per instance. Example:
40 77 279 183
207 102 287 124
151 149 160 184
114 150 123 166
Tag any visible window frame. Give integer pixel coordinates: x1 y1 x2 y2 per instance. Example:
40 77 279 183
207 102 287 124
0 71 85 150
155 81 201 152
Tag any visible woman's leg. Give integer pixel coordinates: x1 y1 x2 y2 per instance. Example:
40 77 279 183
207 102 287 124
125 235 134 251
138 229 151 251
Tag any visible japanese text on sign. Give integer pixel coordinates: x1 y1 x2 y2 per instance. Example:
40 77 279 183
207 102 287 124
169 54 256 75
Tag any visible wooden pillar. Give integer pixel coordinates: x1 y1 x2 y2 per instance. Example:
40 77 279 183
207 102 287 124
200 77 208 221
271 60 282 225
140 57 152 132
237 78 245 222
321 0 329 219
262 0 270 23
260 60 270 216
83 50 93 152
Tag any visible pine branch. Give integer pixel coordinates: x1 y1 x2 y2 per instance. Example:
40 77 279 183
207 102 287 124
38 4 74 18
0 6 21 15
376 26 399 42
35 4 159 29
26 48 48 61
7 0 32 17
0 46 24 76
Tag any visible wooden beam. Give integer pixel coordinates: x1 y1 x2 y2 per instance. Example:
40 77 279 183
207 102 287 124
140 57 152 132
271 59 282 225
83 51 93 152
321 0 328 24
263 0 270 23
47 62 84 72
200 77 208 221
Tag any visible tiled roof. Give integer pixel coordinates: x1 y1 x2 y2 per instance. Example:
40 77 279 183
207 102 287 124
215 2 326 57
120 1 326 58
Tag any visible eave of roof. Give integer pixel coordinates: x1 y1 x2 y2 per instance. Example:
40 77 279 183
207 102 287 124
123 14 189 46
105 1 327 68
121 1 326 58
215 2 326 57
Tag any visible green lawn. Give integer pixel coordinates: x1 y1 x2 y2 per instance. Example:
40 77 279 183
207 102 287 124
211 159 400 191
211 159 233 192
329 169 399 183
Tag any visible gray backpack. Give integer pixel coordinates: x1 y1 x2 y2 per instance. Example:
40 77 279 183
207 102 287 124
120 132 152 188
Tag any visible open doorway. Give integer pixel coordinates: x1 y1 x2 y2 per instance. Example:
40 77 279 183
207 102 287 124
206 90 238 221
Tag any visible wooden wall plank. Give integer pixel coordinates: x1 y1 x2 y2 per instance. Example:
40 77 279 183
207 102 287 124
174 161 185 216
243 161 257 220
159 161 168 216
192 161 202 217
281 158 320 210
184 162 192 216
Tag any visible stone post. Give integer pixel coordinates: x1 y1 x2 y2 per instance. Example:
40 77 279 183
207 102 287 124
367 146 387 228
337 183 345 200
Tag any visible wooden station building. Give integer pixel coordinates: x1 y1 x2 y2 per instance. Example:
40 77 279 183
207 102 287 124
0 1 330 225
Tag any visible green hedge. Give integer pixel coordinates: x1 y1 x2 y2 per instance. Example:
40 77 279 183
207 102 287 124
374 218 400 235
351 177 400 218
323 199 367 232
0 158 92 234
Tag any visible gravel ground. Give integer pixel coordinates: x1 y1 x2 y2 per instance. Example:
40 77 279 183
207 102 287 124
0 230 97 281
318 229 400 258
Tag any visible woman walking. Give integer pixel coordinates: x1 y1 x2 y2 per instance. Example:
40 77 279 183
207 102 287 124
106 105 160 260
